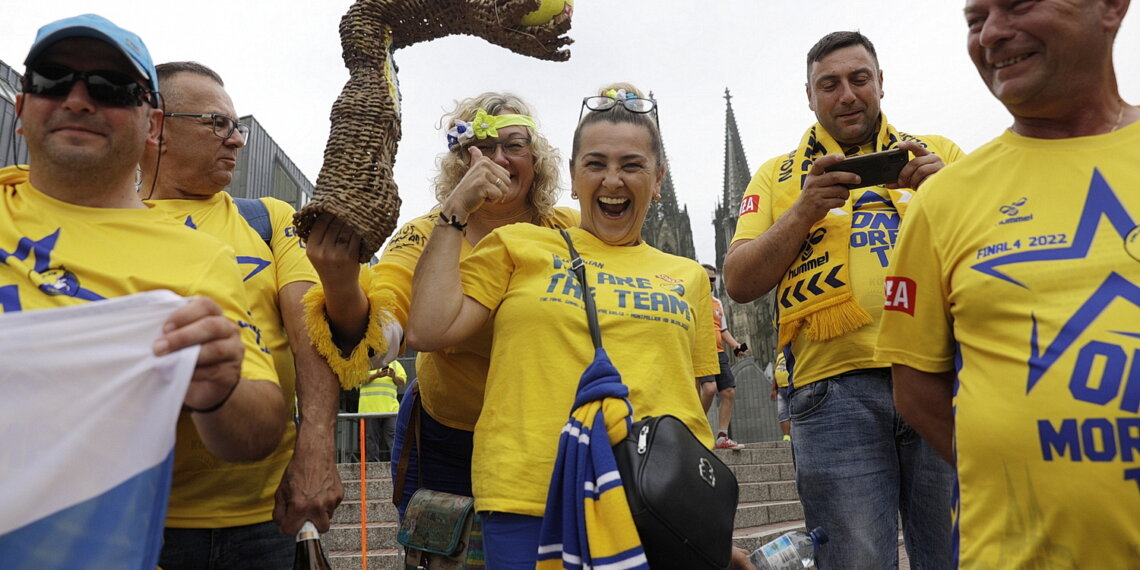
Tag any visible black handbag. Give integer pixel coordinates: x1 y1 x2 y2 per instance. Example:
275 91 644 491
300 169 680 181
614 415 739 569
559 229 739 569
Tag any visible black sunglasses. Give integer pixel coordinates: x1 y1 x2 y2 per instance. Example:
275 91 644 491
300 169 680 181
578 95 659 126
23 64 152 107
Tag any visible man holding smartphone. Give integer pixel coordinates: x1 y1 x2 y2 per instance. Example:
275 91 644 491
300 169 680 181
723 31 963 569
359 360 407 462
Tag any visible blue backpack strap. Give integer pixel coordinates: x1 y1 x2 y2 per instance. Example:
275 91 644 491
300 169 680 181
233 197 272 244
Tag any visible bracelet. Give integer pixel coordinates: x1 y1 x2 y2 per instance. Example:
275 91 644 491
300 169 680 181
438 211 467 232
182 376 242 414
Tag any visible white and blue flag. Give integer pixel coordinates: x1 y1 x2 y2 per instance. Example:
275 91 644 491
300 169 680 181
0 291 198 569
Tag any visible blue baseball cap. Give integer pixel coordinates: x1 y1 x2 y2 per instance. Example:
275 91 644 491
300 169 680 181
24 14 158 94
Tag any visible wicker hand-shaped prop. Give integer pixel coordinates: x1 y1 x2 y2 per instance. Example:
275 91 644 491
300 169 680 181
293 0 573 262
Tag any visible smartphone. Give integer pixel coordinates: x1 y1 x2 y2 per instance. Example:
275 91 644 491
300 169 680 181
824 148 909 189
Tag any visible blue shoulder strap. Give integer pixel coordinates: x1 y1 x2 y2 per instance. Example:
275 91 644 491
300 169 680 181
233 197 272 244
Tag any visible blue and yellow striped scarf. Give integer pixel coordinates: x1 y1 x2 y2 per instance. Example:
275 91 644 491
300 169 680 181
537 348 649 570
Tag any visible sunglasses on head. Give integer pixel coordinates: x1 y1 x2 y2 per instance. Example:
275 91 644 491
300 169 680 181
23 64 152 108
578 95 659 126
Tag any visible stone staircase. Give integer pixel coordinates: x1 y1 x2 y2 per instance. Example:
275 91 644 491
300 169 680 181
322 440 802 569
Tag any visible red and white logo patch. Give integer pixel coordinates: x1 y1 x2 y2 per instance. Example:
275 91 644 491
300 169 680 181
883 276 916 316
739 195 759 217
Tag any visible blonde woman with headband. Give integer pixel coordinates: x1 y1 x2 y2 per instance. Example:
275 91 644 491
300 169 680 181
303 92 579 517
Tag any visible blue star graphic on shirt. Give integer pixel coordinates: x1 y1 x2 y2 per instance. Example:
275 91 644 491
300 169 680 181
183 214 271 282
970 169 1140 394
973 170 1136 286
1 229 106 307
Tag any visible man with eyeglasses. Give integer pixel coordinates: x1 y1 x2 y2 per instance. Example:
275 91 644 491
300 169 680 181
0 14 284 566
698 263 748 450
723 31 963 569
140 61 342 569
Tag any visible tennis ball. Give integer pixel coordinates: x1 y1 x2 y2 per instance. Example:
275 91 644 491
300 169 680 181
519 0 573 26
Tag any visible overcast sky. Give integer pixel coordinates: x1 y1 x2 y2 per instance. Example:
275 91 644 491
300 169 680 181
4 1 1138 264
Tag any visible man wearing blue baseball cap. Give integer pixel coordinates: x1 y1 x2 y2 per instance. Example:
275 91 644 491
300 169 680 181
0 14 285 567
23 13 160 96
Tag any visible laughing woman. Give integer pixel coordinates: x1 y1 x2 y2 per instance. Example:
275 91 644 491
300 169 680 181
407 84 724 568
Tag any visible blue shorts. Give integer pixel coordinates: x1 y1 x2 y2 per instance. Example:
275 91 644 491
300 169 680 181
699 352 736 391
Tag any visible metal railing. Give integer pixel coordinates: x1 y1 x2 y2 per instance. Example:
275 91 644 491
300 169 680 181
335 411 397 570
334 411 397 463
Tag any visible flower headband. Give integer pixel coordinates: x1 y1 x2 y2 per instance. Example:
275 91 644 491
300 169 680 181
605 88 634 100
447 108 536 151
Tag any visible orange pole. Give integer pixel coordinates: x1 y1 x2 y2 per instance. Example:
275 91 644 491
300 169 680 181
359 417 368 570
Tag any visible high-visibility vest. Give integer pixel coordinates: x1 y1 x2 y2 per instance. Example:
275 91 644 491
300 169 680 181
359 360 405 413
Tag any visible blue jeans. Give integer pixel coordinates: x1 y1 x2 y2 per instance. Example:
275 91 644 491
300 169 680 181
390 380 475 520
789 368 953 570
777 386 790 423
159 520 293 570
481 512 542 569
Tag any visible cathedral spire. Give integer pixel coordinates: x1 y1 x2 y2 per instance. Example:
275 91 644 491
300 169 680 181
710 88 779 415
639 90 695 260
722 88 752 210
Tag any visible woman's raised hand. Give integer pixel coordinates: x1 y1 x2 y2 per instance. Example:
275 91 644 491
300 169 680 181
442 146 511 218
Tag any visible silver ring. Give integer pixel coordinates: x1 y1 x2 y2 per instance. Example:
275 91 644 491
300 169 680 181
495 177 503 187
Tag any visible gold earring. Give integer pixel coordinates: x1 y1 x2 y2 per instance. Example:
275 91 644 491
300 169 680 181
652 194 661 203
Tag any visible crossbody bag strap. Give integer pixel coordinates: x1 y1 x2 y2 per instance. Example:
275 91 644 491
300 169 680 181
559 229 602 349
391 382 423 508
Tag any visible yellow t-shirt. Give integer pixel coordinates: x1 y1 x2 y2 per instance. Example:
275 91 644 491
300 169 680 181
875 123 1140 568
147 193 318 527
774 351 789 387
461 225 718 515
0 167 279 517
731 134 963 386
359 360 406 414
368 207 580 431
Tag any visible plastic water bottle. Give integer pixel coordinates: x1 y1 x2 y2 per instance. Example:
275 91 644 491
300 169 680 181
748 527 828 569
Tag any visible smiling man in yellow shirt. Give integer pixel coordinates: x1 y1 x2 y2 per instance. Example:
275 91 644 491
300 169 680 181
876 1 1140 566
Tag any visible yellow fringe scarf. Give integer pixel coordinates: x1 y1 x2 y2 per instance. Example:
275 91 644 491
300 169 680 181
773 115 921 349
301 270 399 389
